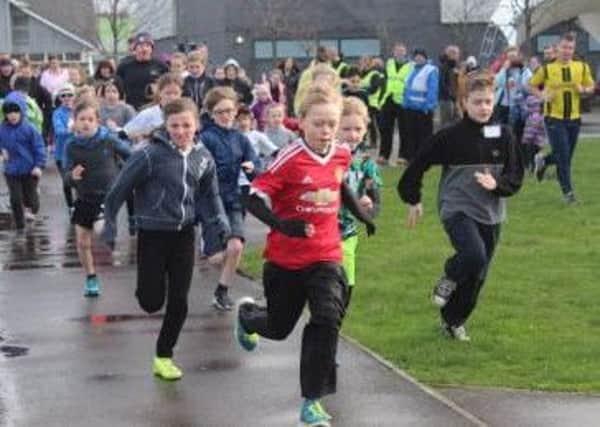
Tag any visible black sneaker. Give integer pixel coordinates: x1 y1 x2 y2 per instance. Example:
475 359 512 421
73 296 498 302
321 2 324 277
432 277 457 308
213 287 234 311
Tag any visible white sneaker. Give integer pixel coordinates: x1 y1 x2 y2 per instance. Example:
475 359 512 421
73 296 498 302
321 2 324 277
432 277 457 308
450 325 471 342
24 210 36 222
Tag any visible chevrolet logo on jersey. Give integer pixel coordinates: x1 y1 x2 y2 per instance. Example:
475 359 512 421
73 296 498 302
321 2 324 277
299 189 339 206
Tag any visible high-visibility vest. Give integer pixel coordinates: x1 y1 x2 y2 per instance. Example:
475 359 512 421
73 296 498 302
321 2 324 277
334 61 349 76
361 69 384 110
383 58 412 105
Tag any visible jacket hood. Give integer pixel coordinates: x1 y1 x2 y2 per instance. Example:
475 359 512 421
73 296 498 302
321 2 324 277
2 91 27 124
72 126 110 146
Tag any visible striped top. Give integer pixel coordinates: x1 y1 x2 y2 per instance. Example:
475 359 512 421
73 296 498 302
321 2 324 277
529 60 595 120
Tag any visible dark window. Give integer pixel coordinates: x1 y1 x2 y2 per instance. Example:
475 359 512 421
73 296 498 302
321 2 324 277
276 40 316 58
254 41 274 59
65 52 81 61
340 39 380 57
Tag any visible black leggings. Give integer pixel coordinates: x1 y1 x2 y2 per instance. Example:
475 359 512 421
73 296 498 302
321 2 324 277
4 174 39 229
136 225 195 358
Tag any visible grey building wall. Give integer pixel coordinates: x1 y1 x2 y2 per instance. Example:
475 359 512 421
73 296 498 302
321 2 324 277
169 0 505 77
0 0 12 52
12 13 92 54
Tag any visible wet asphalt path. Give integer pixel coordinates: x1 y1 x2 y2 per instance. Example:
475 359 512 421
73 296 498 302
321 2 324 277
0 168 476 427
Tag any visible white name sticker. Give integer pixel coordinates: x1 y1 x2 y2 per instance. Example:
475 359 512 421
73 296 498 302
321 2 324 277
483 125 501 139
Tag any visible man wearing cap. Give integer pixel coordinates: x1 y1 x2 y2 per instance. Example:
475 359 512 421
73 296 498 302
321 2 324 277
0 57 15 99
117 32 168 110
402 48 439 162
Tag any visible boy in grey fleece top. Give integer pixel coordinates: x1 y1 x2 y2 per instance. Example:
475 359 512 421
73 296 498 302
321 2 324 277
398 73 523 341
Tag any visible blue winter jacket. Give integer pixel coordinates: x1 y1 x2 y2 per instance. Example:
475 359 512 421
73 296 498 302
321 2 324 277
402 63 440 113
0 92 46 176
52 105 72 163
102 128 230 251
199 119 258 211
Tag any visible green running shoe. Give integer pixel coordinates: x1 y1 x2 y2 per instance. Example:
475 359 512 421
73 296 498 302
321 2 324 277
152 357 183 381
300 399 331 427
234 297 259 351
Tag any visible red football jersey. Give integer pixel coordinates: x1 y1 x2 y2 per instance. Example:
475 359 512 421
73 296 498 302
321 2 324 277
251 140 351 270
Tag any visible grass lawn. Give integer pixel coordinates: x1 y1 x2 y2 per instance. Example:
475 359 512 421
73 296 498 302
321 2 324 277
241 139 600 392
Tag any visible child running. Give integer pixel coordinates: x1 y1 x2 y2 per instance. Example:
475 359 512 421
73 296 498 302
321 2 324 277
52 82 76 215
200 86 259 311
337 97 382 307
102 98 229 381
98 78 136 133
0 91 46 229
63 97 132 297
235 84 376 427
122 73 183 143
398 73 524 341
264 103 297 149
98 78 137 235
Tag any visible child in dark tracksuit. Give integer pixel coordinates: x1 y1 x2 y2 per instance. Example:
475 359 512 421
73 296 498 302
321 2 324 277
0 92 46 229
398 73 523 341
200 86 259 311
63 98 132 297
102 98 229 381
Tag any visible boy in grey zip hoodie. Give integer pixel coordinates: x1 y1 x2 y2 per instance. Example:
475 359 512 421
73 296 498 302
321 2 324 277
102 98 229 381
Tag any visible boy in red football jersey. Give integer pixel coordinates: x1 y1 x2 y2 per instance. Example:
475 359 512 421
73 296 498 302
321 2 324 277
235 84 375 427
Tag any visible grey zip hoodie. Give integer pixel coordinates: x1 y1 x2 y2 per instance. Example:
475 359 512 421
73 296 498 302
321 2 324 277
102 128 229 249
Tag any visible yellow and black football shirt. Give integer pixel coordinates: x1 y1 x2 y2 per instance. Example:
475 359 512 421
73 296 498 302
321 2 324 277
529 60 595 120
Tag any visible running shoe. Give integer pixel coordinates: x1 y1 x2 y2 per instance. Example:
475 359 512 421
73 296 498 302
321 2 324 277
213 286 234 311
84 276 101 297
234 297 259 351
534 153 547 182
564 192 578 205
441 321 471 342
152 357 183 380
300 399 332 427
432 276 456 308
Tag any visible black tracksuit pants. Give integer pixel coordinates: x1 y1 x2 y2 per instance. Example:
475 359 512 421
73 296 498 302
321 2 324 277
441 213 500 328
5 174 39 229
240 261 347 399
378 98 404 161
136 225 195 358
403 109 433 163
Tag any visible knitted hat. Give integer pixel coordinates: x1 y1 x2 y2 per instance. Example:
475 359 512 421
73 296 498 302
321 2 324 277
413 48 428 59
54 82 75 101
132 32 154 49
